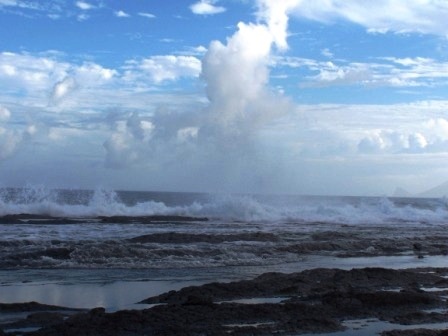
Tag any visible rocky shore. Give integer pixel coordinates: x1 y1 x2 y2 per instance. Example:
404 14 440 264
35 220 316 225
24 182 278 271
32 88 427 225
0 267 447 335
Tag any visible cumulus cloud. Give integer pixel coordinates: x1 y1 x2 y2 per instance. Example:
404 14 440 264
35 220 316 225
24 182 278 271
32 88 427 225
356 117 448 155
0 52 67 92
0 52 120 112
103 113 156 168
124 55 201 84
50 77 77 102
0 106 40 161
75 62 116 84
199 0 297 146
425 118 448 140
100 0 300 195
190 0 226 15
408 133 428 151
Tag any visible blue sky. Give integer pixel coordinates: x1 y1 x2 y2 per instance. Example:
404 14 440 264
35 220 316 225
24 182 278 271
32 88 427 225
1 0 448 196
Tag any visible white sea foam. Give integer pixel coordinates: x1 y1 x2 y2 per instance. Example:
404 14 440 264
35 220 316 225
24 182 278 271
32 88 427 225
0 187 448 225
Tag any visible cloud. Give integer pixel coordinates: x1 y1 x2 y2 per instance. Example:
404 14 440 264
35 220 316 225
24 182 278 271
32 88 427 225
356 117 448 155
255 0 300 50
0 52 69 93
50 77 77 102
0 52 121 114
124 55 201 84
0 106 11 121
197 0 298 145
115 10 130 18
0 128 22 160
289 0 448 36
276 55 448 88
0 0 18 6
102 0 299 190
0 106 40 161
190 0 226 15
103 113 155 169
0 0 43 10
138 12 155 19
75 1 94 10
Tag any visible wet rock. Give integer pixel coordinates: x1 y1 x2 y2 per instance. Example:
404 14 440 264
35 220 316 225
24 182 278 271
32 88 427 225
392 311 448 325
382 329 448 336
128 231 278 244
0 302 81 313
99 215 208 224
7 268 448 335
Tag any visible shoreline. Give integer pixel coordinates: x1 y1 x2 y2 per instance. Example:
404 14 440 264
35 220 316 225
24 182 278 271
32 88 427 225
0 208 447 334
0 254 447 335
0 266 447 335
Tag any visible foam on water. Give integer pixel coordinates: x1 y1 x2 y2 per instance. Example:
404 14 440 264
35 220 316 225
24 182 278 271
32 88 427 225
1 186 448 225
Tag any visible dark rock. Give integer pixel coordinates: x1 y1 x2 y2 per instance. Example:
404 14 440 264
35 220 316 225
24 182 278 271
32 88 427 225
128 231 278 244
0 302 82 313
99 215 208 224
382 329 448 336
7 267 448 335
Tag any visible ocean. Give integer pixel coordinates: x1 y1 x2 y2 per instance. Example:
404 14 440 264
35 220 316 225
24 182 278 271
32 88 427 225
0 187 447 310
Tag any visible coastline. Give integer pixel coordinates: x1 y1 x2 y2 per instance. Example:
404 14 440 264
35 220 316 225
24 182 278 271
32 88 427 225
0 204 447 335
0 265 447 335
0 254 447 335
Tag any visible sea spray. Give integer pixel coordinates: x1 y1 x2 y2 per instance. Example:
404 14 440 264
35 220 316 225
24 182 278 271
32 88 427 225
1 187 448 224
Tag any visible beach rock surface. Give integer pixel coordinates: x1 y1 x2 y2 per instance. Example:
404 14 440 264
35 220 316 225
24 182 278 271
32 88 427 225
2 267 447 336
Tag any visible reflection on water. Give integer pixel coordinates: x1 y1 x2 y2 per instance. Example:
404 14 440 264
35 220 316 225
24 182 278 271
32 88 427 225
0 254 446 310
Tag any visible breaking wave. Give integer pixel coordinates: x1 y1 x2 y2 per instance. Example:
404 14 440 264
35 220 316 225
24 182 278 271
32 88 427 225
0 186 448 225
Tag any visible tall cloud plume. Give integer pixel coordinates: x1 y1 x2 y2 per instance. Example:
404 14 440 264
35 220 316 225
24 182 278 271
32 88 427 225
103 0 300 192
199 0 298 143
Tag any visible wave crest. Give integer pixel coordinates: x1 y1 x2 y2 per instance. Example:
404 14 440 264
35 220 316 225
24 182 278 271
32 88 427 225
1 187 447 224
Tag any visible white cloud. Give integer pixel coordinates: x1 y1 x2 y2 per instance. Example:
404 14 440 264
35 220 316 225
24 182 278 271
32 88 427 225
0 106 11 121
0 52 120 112
103 113 156 169
190 0 226 15
115 10 130 18
0 0 18 6
0 106 40 161
102 0 299 176
103 131 138 169
255 0 300 50
408 133 428 151
277 55 448 88
138 12 155 19
321 48 333 58
75 1 94 10
289 0 448 36
0 52 68 93
51 77 77 102
74 62 116 84
177 127 198 142
125 55 201 84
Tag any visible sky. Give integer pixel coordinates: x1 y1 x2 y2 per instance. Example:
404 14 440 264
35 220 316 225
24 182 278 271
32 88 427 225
1 0 448 196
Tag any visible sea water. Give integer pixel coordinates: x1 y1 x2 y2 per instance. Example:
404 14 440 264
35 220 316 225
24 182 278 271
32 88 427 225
0 187 447 309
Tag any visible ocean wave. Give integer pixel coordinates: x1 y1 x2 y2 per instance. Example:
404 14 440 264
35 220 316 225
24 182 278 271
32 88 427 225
0 187 448 225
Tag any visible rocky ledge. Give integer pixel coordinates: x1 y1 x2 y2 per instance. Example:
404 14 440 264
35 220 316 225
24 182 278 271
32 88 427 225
1 267 447 335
